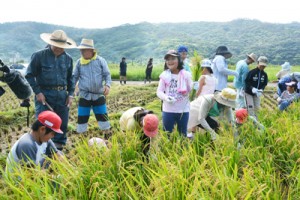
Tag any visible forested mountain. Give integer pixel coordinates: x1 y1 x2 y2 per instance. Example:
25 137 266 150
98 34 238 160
1 19 300 64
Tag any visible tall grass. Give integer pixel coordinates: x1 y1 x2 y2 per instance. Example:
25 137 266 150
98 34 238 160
2 99 300 199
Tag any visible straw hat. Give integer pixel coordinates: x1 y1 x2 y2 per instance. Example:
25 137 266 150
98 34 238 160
214 88 237 108
40 30 76 49
247 53 257 62
77 38 95 49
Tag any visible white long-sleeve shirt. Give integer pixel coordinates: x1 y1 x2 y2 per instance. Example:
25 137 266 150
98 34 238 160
212 55 238 91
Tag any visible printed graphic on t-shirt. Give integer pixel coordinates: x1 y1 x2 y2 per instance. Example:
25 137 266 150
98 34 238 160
169 77 186 102
253 74 258 81
169 78 177 97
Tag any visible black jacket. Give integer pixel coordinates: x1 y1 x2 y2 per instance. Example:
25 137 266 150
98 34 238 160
245 67 268 95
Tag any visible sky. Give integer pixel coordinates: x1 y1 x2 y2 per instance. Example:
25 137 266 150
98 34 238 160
2 0 300 29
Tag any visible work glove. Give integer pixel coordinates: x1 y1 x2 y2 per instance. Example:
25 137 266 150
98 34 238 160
277 97 282 103
210 131 219 141
256 89 263 97
165 96 176 104
252 88 258 94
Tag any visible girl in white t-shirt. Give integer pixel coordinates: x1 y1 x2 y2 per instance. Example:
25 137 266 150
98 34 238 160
196 59 217 97
157 50 192 137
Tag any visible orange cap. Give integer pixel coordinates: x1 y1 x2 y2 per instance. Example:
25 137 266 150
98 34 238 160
236 109 248 124
143 114 159 138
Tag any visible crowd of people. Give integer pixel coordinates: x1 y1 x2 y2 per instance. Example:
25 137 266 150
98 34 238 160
4 29 300 175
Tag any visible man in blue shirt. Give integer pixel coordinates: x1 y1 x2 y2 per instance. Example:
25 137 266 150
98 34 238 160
25 30 76 150
233 53 257 108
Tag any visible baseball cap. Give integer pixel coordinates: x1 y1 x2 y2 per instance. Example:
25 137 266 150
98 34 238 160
258 56 268 67
38 111 63 134
201 59 212 67
143 114 159 138
285 81 296 86
177 45 188 53
235 108 248 124
164 50 179 60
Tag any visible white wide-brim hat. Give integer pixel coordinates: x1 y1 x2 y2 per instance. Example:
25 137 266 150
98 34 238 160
214 88 237 108
77 38 95 49
40 30 77 49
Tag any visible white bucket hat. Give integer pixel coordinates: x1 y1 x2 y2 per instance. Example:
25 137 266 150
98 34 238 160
40 30 76 49
201 59 212 67
77 38 95 49
281 62 291 71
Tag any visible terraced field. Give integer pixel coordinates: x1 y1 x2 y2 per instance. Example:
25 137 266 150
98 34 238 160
0 82 279 162
0 83 159 158
3 81 300 199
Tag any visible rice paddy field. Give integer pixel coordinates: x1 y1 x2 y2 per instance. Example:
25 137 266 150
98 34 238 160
108 61 300 82
0 65 300 199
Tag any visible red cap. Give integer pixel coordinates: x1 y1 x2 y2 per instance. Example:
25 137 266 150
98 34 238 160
38 111 63 134
143 114 159 138
235 108 248 124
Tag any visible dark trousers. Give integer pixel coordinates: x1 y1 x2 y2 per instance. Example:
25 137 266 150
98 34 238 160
145 71 152 82
162 112 189 137
197 116 219 132
35 90 69 145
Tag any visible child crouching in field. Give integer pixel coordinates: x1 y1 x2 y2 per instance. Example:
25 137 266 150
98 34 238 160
277 81 300 111
234 108 265 149
119 107 159 156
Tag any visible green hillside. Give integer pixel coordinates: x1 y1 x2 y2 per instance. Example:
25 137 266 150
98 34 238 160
1 19 300 64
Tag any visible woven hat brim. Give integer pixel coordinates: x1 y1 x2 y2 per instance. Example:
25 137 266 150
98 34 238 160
214 92 236 108
40 33 77 49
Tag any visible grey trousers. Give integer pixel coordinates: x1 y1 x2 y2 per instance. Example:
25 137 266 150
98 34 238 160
245 93 261 118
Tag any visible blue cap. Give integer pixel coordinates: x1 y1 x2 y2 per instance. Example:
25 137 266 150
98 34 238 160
177 45 188 53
